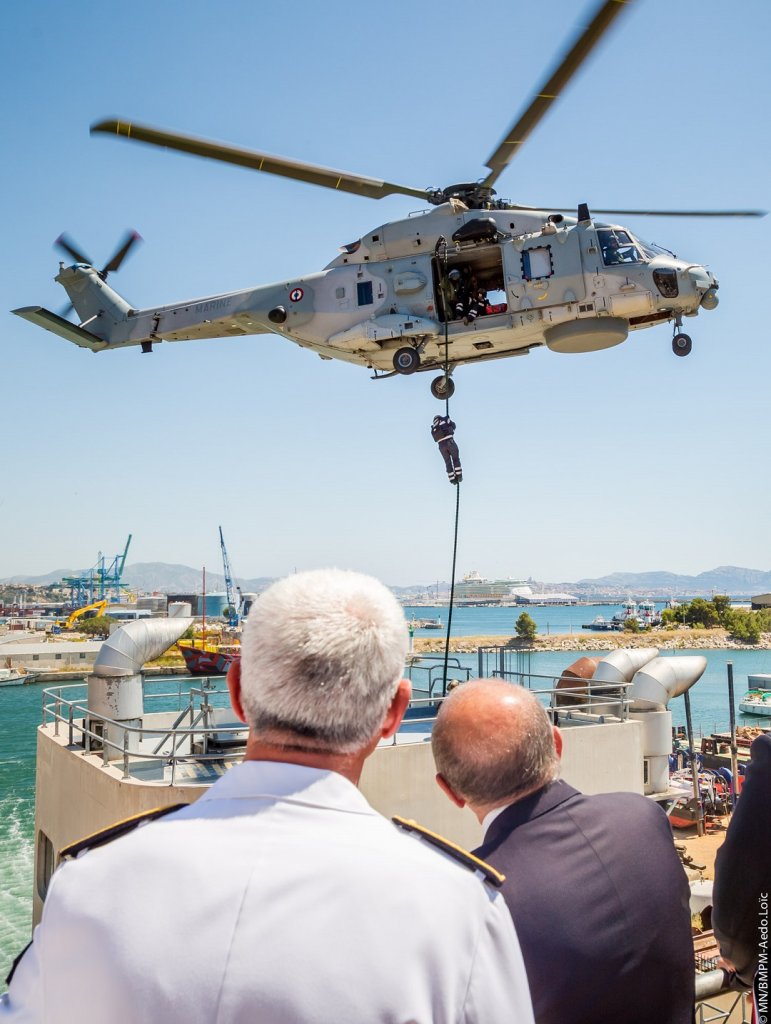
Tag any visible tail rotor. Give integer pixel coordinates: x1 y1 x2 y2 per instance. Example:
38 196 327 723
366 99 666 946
55 230 142 318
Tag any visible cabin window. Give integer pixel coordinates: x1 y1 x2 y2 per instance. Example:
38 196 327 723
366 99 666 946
80 653 86 659
357 281 373 306
335 287 346 299
521 246 553 281
36 831 55 901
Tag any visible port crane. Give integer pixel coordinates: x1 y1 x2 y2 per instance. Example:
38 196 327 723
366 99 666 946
219 526 240 627
61 535 132 609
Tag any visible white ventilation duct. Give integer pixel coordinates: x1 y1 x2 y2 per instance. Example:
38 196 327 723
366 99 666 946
591 648 659 685
87 617 195 756
630 656 707 709
92 617 193 677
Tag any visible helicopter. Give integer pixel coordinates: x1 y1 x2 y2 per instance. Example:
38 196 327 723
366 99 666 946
13 0 763 401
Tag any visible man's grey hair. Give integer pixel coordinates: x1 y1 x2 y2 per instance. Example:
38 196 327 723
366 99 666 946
239 569 408 753
432 680 559 806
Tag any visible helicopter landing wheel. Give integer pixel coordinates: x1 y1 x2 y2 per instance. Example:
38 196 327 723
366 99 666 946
430 374 455 400
672 333 692 357
393 346 421 374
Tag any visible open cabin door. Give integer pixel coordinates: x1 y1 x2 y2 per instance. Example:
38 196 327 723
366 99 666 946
432 241 507 323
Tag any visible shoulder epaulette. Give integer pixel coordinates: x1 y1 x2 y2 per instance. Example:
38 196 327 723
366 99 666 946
60 804 187 861
392 815 506 887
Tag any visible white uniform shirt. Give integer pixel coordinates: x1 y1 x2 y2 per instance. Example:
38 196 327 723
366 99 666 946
2 761 533 1023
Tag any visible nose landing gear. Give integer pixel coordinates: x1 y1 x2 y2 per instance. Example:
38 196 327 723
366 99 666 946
671 315 692 357
672 333 692 357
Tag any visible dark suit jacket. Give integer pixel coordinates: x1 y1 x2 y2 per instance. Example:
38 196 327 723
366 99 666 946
713 733 771 987
475 780 694 1024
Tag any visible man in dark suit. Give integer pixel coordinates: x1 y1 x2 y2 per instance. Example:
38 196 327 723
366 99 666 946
432 679 695 1024
713 732 771 998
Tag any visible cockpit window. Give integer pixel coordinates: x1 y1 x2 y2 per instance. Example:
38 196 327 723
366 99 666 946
635 236 675 260
598 228 644 266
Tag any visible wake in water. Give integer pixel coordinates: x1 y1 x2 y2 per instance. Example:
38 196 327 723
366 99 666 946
0 795 34 979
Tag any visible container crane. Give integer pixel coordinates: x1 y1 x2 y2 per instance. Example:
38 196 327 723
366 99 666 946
61 534 132 609
219 526 240 627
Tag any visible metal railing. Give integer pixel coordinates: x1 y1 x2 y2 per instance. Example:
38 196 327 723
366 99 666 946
40 653 634 785
405 654 473 698
41 679 244 786
477 644 632 723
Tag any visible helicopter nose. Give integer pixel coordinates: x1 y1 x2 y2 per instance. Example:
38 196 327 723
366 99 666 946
700 286 719 310
688 266 719 310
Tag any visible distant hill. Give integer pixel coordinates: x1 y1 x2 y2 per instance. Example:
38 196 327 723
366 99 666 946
0 563 274 595
3 563 770 598
575 565 771 596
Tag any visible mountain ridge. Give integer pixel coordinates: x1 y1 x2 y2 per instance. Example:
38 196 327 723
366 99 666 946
2 562 770 596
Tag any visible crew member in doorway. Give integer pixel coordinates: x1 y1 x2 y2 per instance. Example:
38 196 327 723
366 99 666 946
465 289 488 324
431 415 463 484
448 268 469 321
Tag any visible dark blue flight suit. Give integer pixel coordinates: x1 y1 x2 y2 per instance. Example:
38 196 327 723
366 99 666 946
431 416 462 484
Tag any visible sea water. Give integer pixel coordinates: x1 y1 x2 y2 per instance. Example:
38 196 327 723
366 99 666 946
1 625 769 979
405 601 672 636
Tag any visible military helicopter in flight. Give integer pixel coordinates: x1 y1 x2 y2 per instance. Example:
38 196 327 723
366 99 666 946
13 0 763 400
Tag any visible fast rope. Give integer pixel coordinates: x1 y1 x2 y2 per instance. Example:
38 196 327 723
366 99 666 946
441 482 461 694
437 236 461 694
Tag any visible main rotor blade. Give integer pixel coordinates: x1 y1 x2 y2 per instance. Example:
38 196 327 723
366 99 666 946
590 208 767 218
546 207 767 218
101 230 142 276
483 0 635 187
91 119 432 203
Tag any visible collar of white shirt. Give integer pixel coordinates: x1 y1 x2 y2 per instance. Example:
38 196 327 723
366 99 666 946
482 802 513 836
195 759 377 815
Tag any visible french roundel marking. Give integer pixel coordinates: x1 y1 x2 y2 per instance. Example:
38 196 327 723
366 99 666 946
290 288 304 302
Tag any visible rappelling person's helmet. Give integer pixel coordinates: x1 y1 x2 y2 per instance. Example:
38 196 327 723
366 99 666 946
448 269 461 281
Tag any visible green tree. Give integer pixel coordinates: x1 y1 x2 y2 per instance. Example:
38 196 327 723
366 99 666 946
712 594 731 624
74 615 115 637
623 617 641 633
725 609 762 643
515 611 537 643
685 598 719 628
660 608 681 627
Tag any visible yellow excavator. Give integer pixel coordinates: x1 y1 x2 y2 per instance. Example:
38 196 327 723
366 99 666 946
57 600 109 631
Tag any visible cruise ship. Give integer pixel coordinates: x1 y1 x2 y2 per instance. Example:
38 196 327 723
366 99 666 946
454 570 530 606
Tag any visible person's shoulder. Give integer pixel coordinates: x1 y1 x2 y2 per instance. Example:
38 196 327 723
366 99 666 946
391 815 505 889
750 732 771 760
59 803 187 863
574 789 669 826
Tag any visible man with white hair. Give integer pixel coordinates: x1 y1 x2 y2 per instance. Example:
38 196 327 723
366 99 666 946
3 570 534 1024
432 679 695 1024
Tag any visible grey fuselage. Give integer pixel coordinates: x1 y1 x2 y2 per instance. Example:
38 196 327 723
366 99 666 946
50 202 719 370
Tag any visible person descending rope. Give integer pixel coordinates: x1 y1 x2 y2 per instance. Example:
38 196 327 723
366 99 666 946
431 415 462 485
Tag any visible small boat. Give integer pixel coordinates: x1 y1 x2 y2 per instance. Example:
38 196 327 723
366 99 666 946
0 667 39 687
409 617 443 630
738 689 771 717
637 600 662 628
581 616 622 632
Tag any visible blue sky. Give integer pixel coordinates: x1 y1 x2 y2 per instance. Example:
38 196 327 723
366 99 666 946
2 0 769 585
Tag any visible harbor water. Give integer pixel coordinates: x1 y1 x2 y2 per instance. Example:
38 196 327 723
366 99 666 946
1 612 769 979
405 601 675 636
